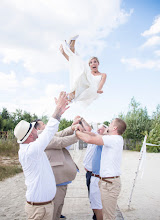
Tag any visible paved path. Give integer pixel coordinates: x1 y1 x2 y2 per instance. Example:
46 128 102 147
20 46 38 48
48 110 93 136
0 149 123 220
63 149 124 220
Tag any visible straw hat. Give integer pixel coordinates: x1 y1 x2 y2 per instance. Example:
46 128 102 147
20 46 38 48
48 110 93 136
14 120 36 144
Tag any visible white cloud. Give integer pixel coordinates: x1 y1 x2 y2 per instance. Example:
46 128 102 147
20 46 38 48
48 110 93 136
0 0 132 74
0 71 19 91
141 36 160 48
154 50 160 56
121 57 160 70
22 77 38 88
0 71 40 91
142 15 160 37
45 84 66 97
141 15 160 49
2 83 66 117
23 84 66 117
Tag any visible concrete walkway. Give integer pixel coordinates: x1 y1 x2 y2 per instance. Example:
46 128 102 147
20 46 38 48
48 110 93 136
63 149 124 220
0 149 123 220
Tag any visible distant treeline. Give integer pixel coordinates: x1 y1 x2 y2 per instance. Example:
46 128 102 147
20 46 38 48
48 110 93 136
0 97 160 152
0 108 72 133
119 97 160 152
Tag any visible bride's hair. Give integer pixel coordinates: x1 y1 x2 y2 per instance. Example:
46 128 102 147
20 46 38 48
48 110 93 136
88 57 99 66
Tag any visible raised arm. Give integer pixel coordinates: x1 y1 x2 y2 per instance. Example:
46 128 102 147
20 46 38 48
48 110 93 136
75 130 104 146
46 134 78 150
97 73 107 93
55 126 74 137
59 44 69 61
27 92 69 157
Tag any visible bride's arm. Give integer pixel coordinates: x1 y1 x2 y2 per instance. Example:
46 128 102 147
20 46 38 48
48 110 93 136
59 44 69 61
97 73 107 93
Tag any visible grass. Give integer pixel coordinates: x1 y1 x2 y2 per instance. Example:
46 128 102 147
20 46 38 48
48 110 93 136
0 138 19 156
0 137 22 181
0 164 22 181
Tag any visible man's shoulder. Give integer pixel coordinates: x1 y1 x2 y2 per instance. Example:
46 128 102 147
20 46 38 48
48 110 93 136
102 135 123 146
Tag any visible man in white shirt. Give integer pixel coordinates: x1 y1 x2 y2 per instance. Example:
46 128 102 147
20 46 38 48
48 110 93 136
75 118 126 220
83 122 107 220
14 92 69 220
33 117 80 220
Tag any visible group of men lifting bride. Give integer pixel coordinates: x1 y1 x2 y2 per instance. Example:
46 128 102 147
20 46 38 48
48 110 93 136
14 35 127 220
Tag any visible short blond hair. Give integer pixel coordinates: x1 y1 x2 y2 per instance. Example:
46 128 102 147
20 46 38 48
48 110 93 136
88 57 99 66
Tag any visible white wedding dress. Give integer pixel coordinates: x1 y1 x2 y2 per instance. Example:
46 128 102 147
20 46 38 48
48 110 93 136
64 45 102 106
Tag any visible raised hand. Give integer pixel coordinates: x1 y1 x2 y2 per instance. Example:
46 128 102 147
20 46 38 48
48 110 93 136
81 118 92 132
72 124 84 132
72 116 82 125
53 92 69 120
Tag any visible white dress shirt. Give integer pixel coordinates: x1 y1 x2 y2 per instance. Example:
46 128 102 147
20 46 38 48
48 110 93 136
100 135 123 178
83 129 97 171
19 117 59 202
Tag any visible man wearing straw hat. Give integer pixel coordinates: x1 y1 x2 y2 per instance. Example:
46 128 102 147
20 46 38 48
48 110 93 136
14 92 69 220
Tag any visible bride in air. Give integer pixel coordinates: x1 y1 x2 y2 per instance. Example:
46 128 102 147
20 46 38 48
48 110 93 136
59 35 107 106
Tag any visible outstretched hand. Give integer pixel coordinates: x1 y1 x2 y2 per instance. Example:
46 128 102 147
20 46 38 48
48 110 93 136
72 124 84 132
72 116 82 125
81 118 92 132
53 92 69 120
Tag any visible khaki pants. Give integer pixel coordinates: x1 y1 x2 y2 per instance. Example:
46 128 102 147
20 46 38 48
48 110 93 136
99 177 121 220
52 185 67 220
25 201 54 220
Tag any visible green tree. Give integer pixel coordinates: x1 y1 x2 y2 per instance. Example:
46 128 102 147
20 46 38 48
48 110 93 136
0 108 38 131
41 115 49 124
120 97 151 141
103 121 110 126
58 118 73 131
1 108 10 119
147 105 160 152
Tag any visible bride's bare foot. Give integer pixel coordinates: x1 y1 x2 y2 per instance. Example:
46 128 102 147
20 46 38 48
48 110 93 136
67 92 75 102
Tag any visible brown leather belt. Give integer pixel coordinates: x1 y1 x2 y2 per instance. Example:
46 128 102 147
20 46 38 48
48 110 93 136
91 173 119 184
101 176 119 179
27 200 52 206
91 173 100 178
91 173 112 183
100 176 119 184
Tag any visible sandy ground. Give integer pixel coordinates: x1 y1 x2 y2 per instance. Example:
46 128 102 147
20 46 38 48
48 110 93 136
119 151 160 220
0 149 160 220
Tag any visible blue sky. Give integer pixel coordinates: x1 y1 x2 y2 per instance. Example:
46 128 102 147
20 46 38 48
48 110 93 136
0 0 160 123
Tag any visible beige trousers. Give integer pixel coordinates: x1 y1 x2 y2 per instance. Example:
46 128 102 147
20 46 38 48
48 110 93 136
52 185 68 220
99 177 121 220
25 201 54 220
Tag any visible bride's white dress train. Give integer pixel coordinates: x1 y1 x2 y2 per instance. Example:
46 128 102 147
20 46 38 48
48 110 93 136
64 45 102 106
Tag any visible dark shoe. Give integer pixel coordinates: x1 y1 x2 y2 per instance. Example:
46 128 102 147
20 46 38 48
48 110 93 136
92 213 97 220
60 215 66 219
